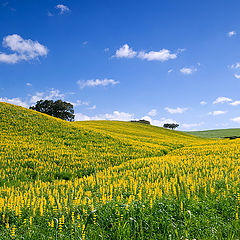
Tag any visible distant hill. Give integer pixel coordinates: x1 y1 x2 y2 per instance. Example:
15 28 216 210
186 128 240 138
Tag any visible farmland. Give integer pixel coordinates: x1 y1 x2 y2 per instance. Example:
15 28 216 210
0 102 240 239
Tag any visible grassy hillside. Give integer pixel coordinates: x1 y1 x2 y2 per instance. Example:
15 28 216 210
0 102 202 184
187 128 240 138
0 102 240 239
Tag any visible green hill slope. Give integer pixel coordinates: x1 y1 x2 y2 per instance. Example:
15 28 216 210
0 102 204 184
187 128 240 138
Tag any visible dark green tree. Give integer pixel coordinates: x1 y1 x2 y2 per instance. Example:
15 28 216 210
163 123 179 130
30 99 75 121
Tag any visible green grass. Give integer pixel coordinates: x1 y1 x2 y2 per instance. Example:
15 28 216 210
186 128 240 138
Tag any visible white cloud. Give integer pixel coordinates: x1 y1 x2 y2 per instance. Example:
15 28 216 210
71 100 89 107
231 116 240 124
213 97 232 104
230 100 240 106
181 122 204 129
0 53 20 64
165 107 188 114
26 82 32 87
56 4 70 14
0 34 48 64
114 44 137 58
113 44 178 62
75 111 134 121
148 109 157 117
208 110 227 116
168 69 173 73
180 67 197 75
231 62 240 69
47 11 54 17
77 78 119 89
234 74 240 79
88 105 96 110
30 89 65 104
0 97 28 108
138 49 177 62
141 115 177 127
200 101 207 105
228 31 236 37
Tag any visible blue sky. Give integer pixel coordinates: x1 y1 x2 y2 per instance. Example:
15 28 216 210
1 0 240 130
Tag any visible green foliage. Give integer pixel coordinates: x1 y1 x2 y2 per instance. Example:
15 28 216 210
163 123 179 130
29 99 75 121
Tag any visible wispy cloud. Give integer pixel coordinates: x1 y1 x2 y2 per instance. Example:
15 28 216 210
230 100 240 106
234 74 240 79
77 78 119 89
181 122 204 129
75 111 134 121
180 67 197 75
165 107 188 114
208 110 227 116
213 97 232 104
148 109 157 117
0 34 48 64
56 4 70 14
200 101 207 105
231 116 240 124
228 31 236 37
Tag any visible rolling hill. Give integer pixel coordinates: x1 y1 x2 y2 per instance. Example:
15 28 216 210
187 128 240 138
0 102 240 239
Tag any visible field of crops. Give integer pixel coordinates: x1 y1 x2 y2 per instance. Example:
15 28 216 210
0 102 240 239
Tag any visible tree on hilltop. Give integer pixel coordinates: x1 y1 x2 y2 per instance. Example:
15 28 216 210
29 99 75 121
163 123 179 130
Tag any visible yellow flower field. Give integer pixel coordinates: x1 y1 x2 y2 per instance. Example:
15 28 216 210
0 102 239 239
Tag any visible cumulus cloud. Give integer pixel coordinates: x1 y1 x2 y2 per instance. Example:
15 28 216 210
148 109 157 117
56 4 70 14
231 116 240 124
165 107 188 114
26 82 32 87
208 110 227 116
200 101 207 105
168 69 173 73
77 78 119 89
141 115 177 127
138 49 177 62
0 97 28 108
114 44 137 58
113 44 178 62
228 31 236 37
75 111 134 121
180 67 197 75
213 97 232 104
0 34 48 64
